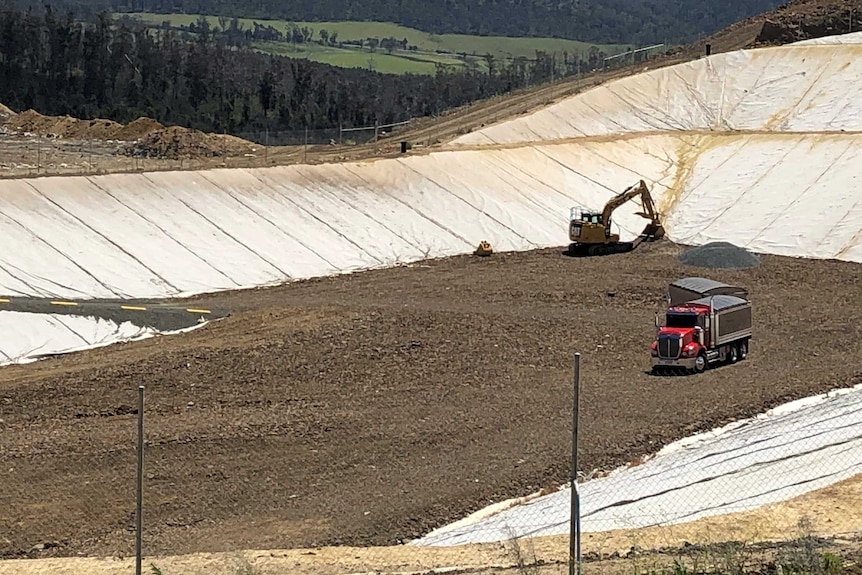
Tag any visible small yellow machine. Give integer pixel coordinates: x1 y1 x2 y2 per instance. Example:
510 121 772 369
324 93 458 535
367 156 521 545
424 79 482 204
474 240 494 257
566 179 665 257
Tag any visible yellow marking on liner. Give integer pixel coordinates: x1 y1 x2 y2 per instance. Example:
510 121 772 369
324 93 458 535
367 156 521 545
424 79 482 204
50 300 78 306
0 298 9 303
121 305 148 311
186 308 211 314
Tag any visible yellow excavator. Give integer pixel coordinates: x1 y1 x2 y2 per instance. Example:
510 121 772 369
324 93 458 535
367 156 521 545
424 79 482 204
566 179 665 257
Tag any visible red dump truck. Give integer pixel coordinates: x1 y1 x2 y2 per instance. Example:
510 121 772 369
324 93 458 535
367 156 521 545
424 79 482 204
650 277 752 375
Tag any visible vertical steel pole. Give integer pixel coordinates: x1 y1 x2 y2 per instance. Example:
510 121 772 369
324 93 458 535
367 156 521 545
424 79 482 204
135 385 144 575
569 352 582 575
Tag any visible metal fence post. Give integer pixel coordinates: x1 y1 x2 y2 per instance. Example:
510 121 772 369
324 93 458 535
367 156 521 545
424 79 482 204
135 385 145 575
569 352 581 575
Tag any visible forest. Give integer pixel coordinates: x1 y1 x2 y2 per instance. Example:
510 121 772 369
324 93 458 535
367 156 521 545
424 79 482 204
7 0 784 45
0 5 606 139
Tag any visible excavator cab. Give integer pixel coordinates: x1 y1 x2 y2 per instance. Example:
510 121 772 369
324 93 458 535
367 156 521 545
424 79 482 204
569 207 619 245
566 180 664 257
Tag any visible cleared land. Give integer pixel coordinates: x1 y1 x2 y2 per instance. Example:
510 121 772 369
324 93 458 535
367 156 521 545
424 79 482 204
1 242 861 559
126 13 630 75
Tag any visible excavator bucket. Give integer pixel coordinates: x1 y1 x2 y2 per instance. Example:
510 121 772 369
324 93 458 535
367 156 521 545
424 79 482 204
639 220 665 240
634 211 665 241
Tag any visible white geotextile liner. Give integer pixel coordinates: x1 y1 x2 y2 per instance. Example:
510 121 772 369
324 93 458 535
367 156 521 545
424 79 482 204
0 132 861 299
794 31 862 45
0 311 158 365
413 384 862 546
452 41 862 146
0 136 680 299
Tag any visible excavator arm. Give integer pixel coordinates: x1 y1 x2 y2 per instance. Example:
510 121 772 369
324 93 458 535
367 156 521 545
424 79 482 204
601 179 665 240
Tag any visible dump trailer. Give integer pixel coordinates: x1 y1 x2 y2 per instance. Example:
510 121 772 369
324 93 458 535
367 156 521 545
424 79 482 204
651 279 752 375
566 179 665 257
667 277 749 306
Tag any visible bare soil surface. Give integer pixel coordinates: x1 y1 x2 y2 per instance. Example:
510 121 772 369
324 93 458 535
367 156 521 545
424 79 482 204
1 443 861 575
1 241 861 560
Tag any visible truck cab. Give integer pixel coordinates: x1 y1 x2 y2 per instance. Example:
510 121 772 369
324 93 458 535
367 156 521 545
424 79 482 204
651 303 710 372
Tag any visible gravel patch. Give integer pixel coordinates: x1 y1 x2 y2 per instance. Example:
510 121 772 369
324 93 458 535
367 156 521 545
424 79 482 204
678 241 761 269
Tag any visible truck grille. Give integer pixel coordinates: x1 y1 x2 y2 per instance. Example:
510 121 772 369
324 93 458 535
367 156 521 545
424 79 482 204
658 336 681 359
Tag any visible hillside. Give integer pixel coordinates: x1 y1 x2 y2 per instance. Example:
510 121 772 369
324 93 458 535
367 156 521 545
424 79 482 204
9 0 785 45
0 0 859 170
0 5 600 142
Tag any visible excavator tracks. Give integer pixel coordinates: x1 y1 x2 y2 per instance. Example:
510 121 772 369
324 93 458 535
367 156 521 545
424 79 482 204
565 232 660 257
566 241 636 257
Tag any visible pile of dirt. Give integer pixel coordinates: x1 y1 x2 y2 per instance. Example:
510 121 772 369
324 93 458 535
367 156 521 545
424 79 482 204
0 108 168 141
2 109 120 139
667 0 862 57
678 241 762 269
752 0 862 45
119 125 258 159
113 117 166 140
0 105 258 159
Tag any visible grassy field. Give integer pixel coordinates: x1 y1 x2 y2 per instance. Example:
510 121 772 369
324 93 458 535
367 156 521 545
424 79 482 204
250 39 469 75
126 12 631 75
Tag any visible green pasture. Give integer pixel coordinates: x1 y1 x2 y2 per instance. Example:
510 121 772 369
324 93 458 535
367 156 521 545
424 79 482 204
126 12 631 75
250 39 471 75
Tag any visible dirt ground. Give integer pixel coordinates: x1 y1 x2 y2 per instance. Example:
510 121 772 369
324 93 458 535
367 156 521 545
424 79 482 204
1 241 861 561
2 471 861 575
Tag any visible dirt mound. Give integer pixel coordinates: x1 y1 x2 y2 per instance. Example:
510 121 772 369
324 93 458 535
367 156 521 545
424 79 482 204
119 125 257 159
0 108 171 142
114 116 165 140
1 108 134 140
751 0 862 45
678 241 761 269
0 102 13 119
668 0 862 57
0 106 257 160
3 109 120 139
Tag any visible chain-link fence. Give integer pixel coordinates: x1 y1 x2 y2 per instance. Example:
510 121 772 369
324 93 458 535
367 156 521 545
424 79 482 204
234 119 412 147
0 119 414 179
2 350 860 575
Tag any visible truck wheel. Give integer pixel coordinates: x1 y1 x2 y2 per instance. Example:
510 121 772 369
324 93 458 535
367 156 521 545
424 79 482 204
694 352 707 373
729 345 739 364
739 340 749 360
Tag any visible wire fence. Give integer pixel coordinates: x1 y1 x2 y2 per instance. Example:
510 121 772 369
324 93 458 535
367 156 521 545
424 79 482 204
0 118 416 179
1 351 860 575
233 119 413 147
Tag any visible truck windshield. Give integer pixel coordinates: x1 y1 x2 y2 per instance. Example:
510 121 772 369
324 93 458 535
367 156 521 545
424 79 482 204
666 312 697 328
